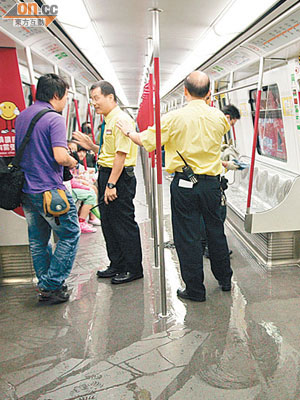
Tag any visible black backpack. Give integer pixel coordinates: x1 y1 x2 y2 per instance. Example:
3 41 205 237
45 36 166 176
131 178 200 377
0 109 57 210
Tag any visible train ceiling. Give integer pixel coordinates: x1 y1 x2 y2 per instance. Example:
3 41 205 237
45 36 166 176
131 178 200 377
45 0 280 106
0 0 299 107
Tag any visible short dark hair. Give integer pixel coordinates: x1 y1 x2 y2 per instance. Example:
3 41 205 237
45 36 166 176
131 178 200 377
77 145 87 152
81 121 91 134
222 104 241 120
184 74 210 98
90 80 117 102
36 73 69 102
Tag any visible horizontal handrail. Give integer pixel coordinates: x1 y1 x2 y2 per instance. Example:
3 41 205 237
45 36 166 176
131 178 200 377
213 82 258 97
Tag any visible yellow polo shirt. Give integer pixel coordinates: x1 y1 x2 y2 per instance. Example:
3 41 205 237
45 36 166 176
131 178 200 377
98 106 137 168
140 99 230 175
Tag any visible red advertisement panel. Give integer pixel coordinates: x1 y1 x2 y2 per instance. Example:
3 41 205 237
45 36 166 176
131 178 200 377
259 116 286 160
0 47 26 157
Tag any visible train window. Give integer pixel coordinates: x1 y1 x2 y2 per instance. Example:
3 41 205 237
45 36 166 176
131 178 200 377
249 84 287 162
22 83 33 107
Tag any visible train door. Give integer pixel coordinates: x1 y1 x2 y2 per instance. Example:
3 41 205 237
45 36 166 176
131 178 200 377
0 48 33 285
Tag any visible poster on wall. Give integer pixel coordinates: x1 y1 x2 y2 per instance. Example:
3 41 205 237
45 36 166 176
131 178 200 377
251 84 287 161
0 47 26 157
291 73 300 132
259 116 286 160
282 96 294 116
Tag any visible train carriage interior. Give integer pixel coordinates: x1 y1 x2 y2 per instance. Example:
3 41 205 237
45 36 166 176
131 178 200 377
1 0 300 399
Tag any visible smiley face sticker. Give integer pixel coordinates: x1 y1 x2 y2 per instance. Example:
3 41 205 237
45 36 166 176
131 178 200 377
0 101 20 133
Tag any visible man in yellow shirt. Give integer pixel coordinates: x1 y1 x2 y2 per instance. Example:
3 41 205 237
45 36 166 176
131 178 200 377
73 81 143 284
117 71 232 301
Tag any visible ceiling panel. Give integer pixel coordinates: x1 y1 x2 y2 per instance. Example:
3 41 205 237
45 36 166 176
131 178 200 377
84 0 232 105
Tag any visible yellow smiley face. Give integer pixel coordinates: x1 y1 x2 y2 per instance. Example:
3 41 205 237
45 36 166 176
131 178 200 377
0 101 17 121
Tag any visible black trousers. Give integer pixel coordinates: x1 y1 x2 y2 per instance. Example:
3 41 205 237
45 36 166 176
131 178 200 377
200 203 227 249
98 168 143 275
170 172 232 298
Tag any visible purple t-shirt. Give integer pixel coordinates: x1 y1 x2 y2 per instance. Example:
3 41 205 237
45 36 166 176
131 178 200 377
15 100 67 193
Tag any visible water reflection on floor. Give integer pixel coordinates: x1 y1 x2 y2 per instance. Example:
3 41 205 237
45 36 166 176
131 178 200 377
1 166 300 399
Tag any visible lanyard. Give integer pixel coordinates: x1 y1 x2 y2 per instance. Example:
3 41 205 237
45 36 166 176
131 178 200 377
95 120 106 173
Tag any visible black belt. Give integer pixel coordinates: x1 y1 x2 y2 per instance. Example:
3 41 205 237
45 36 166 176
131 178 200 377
99 166 112 172
175 172 220 180
99 166 135 173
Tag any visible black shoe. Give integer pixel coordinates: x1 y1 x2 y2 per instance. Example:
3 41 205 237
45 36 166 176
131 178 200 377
111 272 143 284
38 288 70 304
97 267 118 278
36 283 68 292
218 281 232 291
177 288 206 302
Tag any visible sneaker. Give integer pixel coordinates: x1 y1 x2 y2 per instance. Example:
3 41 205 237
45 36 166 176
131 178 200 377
35 283 68 292
89 217 101 226
80 221 97 233
38 288 70 304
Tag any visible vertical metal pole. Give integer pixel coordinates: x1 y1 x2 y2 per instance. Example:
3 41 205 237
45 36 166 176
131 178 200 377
246 57 264 214
144 150 151 212
66 99 70 130
147 42 154 226
147 38 154 219
53 64 59 75
149 72 159 269
73 100 81 131
147 156 152 213
72 77 80 131
72 77 87 170
148 157 154 234
86 86 96 144
228 72 236 143
151 7 167 317
147 77 154 228
25 47 36 102
151 154 159 269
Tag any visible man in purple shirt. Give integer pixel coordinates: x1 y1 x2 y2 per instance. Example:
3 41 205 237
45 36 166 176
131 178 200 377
15 73 80 304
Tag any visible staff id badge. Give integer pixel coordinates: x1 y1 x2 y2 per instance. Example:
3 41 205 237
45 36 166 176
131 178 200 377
178 179 193 188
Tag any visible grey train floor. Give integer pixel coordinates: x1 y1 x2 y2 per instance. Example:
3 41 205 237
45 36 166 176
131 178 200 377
1 167 300 399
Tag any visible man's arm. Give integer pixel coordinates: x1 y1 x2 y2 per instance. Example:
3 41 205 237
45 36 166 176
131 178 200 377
72 131 99 153
116 120 143 146
104 151 127 204
53 147 78 168
222 160 239 170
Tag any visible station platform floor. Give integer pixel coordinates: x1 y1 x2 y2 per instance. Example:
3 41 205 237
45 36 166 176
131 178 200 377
1 157 300 400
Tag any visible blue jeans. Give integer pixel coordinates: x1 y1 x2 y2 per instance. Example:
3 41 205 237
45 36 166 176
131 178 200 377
22 191 80 291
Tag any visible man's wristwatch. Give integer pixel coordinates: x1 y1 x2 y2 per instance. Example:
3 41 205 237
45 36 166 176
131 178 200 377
107 182 116 189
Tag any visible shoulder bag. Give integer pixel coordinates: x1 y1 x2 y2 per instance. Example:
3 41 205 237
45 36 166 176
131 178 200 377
0 109 57 210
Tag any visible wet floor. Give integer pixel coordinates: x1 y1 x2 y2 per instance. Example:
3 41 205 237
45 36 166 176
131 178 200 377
1 161 300 400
